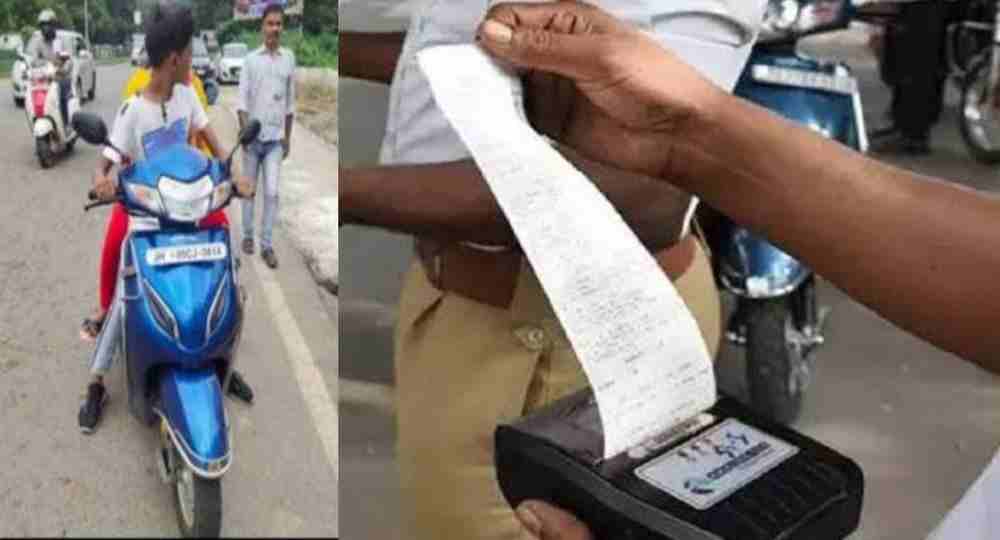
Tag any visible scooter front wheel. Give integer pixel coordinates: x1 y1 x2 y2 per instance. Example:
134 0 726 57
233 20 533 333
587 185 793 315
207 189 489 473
745 299 805 425
174 460 222 538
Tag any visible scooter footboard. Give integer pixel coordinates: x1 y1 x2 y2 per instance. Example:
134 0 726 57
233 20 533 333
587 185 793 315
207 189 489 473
157 367 232 478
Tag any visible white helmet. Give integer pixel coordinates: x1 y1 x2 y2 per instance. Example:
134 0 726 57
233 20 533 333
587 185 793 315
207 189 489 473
38 9 57 24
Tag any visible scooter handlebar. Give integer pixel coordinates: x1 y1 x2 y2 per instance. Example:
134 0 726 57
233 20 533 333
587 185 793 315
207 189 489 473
84 188 123 212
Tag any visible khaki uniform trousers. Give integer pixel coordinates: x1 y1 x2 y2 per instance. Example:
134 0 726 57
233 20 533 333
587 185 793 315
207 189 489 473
393 240 721 540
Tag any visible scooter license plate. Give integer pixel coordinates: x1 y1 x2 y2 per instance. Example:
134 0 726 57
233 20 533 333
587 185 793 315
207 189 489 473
146 242 227 267
751 65 857 95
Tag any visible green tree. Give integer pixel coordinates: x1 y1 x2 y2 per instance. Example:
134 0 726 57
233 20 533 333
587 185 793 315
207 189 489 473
190 0 234 30
303 0 337 34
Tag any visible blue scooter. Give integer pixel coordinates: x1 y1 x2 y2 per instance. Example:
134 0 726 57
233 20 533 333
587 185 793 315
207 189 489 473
700 0 867 425
73 112 260 537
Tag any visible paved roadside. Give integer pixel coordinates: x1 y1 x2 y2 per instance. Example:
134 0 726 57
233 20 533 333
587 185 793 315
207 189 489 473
0 62 338 538
216 84 339 297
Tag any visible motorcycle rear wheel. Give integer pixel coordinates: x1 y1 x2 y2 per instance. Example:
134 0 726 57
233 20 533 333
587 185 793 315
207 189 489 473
746 299 805 425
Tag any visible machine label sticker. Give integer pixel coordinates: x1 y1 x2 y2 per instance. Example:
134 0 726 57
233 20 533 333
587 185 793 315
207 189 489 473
635 419 798 510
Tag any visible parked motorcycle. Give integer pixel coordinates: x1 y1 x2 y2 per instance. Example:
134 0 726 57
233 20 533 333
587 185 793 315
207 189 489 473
73 112 261 537
701 0 867 425
860 0 1000 163
22 53 78 169
952 0 1000 163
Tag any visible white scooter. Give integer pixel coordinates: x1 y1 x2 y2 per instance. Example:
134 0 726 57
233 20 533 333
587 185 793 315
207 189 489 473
23 53 79 169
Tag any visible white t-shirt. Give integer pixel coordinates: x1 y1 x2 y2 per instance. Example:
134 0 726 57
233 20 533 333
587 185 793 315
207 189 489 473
378 0 766 242
104 84 209 164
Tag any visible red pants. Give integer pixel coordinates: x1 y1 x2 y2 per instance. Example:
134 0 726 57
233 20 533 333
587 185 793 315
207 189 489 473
99 203 229 311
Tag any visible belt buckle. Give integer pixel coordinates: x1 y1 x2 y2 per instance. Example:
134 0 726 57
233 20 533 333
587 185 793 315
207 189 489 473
417 239 445 290
429 251 443 290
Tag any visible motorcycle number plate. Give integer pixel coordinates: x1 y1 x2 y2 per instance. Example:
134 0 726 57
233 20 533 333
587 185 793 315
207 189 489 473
634 419 799 511
146 242 227 267
751 65 857 96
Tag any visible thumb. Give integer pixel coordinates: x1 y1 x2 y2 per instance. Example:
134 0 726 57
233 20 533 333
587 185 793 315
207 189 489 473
515 500 594 540
477 4 612 83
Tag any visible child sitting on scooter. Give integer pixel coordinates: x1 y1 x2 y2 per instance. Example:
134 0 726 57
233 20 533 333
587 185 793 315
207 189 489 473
122 60 215 155
78 4 254 433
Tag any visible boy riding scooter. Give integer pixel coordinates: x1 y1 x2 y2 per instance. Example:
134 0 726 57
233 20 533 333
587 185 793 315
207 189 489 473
77 4 255 433
121 49 216 164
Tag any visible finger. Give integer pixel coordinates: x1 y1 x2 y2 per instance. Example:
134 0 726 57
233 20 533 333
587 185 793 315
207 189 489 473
516 500 594 540
477 4 616 82
478 19 610 82
523 70 574 138
487 1 616 35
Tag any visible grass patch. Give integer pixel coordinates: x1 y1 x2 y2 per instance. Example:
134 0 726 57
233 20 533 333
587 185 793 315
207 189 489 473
298 79 337 109
0 49 18 78
296 79 338 146
0 59 14 78
97 56 130 66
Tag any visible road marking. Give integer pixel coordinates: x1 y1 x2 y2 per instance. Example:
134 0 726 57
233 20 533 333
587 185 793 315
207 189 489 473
220 102 339 480
225 95 391 415
244 235 341 479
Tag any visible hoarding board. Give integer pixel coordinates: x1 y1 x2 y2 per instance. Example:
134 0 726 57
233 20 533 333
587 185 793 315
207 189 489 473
234 0 304 20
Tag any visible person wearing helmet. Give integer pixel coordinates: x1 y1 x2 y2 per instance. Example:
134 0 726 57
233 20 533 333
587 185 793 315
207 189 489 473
25 9 74 136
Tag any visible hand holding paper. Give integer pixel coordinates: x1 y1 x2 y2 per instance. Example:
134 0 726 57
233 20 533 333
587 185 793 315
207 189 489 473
477 1 728 177
419 44 716 459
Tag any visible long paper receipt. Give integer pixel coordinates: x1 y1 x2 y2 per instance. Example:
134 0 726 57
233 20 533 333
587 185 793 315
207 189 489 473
418 45 716 459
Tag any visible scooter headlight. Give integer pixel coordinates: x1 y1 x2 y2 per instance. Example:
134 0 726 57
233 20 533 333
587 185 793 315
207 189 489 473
158 176 214 222
126 183 166 215
758 0 848 43
758 0 801 43
30 65 49 84
795 0 848 34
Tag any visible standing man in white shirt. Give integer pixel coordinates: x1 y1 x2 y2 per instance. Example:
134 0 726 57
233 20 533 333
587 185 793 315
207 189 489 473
340 1 767 538
238 3 297 269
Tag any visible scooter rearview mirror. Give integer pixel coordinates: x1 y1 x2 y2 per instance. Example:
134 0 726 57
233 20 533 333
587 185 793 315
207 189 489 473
226 120 263 172
72 112 108 146
239 120 262 146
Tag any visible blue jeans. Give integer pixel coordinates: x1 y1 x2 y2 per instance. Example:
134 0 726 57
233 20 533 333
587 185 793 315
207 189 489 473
90 280 122 376
241 140 283 251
